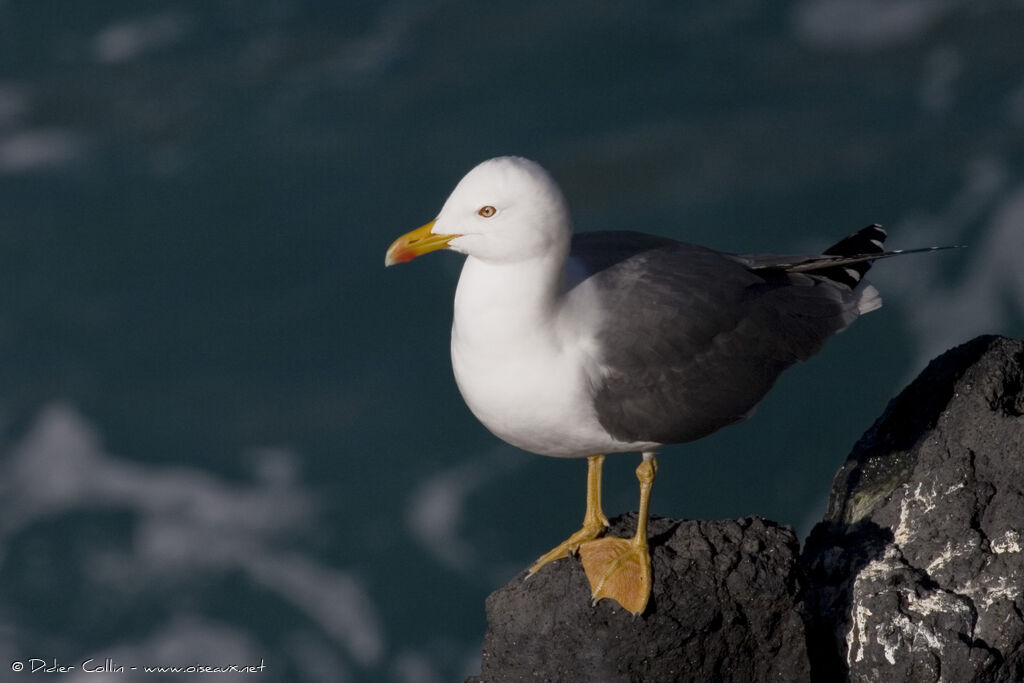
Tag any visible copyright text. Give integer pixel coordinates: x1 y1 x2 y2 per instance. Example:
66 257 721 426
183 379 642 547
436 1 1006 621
10 658 267 674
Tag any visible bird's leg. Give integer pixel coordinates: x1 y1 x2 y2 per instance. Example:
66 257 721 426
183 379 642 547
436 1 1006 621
528 454 609 575
578 451 657 615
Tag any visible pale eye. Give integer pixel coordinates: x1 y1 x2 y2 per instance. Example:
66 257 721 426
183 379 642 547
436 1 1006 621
477 205 496 218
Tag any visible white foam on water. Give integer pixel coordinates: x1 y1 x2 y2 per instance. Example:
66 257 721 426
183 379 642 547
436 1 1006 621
405 445 523 575
793 0 964 51
91 11 193 64
869 158 1024 372
0 128 89 173
0 403 385 671
60 615 265 683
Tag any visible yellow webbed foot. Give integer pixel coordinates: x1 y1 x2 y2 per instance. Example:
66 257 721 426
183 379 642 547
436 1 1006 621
528 454 609 576
528 518 608 575
578 535 651 615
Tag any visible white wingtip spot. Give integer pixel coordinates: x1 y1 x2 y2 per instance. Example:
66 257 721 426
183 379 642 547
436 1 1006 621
857 284 883 314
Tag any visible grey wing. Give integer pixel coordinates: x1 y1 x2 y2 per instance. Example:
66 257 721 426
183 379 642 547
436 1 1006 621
571 232 866 445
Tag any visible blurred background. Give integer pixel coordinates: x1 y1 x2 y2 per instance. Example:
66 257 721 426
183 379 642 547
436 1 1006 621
1 1 1022 681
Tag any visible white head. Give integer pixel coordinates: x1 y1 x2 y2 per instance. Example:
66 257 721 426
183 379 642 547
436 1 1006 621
433 157 573 264
384 157 573 267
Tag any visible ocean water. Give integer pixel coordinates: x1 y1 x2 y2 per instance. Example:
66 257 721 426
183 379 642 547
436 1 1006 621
1 1 1023 681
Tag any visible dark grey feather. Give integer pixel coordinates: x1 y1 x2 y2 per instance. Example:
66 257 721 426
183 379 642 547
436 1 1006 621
568 228 885 445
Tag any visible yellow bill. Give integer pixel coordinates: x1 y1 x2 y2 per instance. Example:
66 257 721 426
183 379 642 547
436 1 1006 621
384 221 459 266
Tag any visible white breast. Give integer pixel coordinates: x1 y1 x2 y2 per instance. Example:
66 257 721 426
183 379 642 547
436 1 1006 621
451 331 604 458
448 255 654 458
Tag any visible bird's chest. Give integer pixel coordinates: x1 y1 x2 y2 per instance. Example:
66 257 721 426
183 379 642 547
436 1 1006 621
450 325 600 457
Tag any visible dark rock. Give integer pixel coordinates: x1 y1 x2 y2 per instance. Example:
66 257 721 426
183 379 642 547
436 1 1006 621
803 335 1024 682
467 515 810 683
466 335 1024 683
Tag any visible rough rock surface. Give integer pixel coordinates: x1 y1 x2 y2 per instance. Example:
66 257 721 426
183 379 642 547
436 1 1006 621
467 515 809 683
466 336 1024 683
803 335 1024 682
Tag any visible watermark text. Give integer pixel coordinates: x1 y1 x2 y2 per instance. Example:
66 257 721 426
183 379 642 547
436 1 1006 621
10 658 266 674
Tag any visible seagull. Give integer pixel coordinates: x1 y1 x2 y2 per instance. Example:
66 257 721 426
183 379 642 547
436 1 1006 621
385 156 953 615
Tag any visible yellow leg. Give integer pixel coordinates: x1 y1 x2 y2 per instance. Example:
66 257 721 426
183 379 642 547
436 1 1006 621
578 452 657 615
529 455 609 575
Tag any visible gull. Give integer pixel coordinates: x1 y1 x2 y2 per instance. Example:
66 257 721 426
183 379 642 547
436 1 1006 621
385 156 954 614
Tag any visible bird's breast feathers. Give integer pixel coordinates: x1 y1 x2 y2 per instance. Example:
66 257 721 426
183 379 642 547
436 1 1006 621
450 326 652 458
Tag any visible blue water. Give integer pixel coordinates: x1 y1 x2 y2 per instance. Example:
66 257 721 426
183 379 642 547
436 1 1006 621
1 2 1023 681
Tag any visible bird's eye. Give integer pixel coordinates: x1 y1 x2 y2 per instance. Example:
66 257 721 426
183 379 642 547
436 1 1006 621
477 205 497 218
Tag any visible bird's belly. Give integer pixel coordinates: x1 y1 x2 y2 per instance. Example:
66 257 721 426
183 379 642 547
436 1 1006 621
451 343 635 458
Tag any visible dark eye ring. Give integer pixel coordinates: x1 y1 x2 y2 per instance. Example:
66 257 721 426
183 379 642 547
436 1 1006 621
477 205 496 218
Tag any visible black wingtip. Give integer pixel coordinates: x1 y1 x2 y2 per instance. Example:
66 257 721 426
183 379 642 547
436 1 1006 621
823 224 887 258
816 225 888 287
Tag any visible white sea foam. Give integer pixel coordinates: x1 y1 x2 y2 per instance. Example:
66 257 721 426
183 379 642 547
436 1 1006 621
61 615 265 683
91 11 193 64
392 650 442 683
869 158 1024 372
0 128 89 173
0 404 384 671
283 632 353 683
248 554 383 666
919 47 964 113
793 0 963 51
405 445 523 574
0 83 29 129
329 2 428 79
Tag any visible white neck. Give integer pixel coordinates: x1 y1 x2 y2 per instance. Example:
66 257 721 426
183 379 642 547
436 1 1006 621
451 250 567 352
